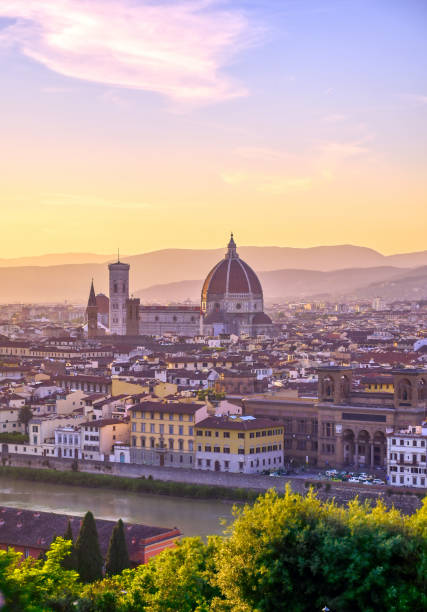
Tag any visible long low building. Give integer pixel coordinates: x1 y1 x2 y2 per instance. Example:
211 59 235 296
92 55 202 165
0 506 181 565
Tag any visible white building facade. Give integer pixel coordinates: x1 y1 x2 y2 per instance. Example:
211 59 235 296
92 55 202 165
387 423 427 488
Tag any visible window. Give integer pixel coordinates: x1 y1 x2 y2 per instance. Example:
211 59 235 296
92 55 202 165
188 427 193 436
322 422 333 437
205 431 212 437
150 424 155 433
214 446 220 453
196 430 202 436
169 425 174 435
223 432 230 438
223 447 230 454
238 433 245 439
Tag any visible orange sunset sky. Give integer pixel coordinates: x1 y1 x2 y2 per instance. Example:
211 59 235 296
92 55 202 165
0 1 426 257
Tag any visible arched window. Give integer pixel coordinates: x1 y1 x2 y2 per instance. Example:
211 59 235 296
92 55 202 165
114 282 118 293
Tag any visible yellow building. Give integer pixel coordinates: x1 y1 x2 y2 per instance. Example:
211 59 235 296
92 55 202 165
129 400 208 467
111 378 178 399
195 415 283 474
363 376 394 393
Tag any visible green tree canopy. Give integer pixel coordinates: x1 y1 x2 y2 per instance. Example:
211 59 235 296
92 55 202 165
105 519 130 577
214 487 427 612
75 511 103 583
61 519 78 572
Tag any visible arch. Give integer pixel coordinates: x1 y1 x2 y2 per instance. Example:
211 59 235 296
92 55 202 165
372 431 386 467
342 429 355 466
339 374 351 398
356 430 370 467
397 378 412 402
417 377 427 402
321 376 335 401
214 460 221 472
119 452 125 463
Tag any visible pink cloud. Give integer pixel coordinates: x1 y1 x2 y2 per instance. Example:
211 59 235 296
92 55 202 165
0 0 257 102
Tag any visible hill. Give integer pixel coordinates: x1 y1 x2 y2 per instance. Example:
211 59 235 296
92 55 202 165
0 245 426 303
135 266 423 303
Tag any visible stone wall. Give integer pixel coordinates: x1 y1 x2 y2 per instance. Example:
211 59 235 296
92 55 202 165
3 453 424 515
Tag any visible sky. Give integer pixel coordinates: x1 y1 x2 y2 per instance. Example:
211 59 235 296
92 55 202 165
0 0 426 258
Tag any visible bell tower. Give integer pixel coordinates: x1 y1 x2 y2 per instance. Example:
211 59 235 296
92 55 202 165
108 251 130 335
86 280 98 339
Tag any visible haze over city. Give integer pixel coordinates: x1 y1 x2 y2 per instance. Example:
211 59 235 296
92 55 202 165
1 0 426 257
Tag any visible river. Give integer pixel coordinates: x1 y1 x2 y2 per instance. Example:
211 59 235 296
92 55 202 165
0 475 236 537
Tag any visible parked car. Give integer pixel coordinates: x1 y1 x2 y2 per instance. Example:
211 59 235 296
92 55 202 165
372 478 385 485
325 469 338 477
348 477 359 483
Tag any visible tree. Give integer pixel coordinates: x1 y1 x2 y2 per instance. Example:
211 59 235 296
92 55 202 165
0 537 79 610
75 511 103 583
61 519 78 571
214 487 427 612
105 519 130 576
18 405 33 435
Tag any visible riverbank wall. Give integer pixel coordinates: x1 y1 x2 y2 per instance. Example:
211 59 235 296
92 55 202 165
2 453 425 515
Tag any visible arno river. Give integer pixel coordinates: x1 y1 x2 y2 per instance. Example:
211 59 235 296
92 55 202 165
0 475 235 537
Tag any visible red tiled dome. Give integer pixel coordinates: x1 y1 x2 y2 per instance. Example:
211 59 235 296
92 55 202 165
201 235 263 301
252 312 272 325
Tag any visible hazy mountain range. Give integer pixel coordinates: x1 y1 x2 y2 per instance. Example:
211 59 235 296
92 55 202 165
0 245 426 304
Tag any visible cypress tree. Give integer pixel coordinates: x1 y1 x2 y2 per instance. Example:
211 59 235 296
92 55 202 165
61 519 78 571
105 518 130 576
75 511 103 582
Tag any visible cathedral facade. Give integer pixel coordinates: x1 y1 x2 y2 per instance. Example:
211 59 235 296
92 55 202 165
85 234 274 338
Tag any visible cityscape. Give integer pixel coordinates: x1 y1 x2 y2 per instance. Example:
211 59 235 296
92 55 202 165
0 1 426 610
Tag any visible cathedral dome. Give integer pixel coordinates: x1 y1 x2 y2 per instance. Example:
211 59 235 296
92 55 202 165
201 234 262 302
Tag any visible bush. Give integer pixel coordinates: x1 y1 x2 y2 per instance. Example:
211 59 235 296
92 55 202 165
0 432 29 444
0 466 260 503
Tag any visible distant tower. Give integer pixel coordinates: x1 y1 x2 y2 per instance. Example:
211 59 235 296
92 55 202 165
108 252 130 335
86 280 98 339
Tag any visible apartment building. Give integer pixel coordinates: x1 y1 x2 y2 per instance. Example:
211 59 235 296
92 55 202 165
128 400 208 467
81 419 129 461
195 415 283 474
387 423 427 488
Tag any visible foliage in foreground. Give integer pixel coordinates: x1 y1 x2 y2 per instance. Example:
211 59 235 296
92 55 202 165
0 488 426 612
